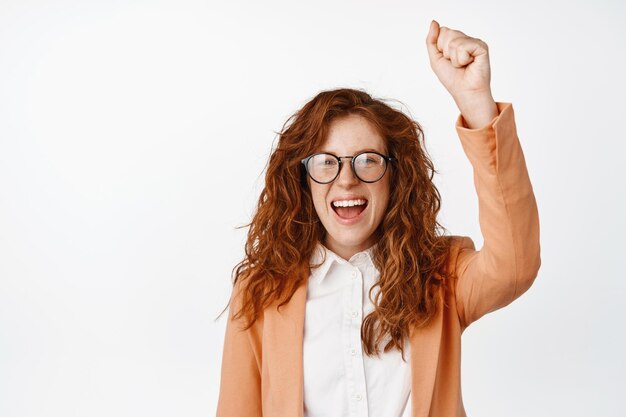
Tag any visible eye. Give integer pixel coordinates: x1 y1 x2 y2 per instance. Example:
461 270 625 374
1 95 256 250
311 154 338 168
356 153 383 166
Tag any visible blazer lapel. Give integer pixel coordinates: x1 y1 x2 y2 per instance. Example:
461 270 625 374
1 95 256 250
408 294 444 417
263 278 308 417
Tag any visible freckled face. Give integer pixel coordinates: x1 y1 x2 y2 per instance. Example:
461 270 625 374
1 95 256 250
308 114 391 260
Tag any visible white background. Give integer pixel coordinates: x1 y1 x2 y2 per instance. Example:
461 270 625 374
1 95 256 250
1 1 625 416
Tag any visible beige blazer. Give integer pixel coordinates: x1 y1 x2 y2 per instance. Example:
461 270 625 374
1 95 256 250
216 102 541 417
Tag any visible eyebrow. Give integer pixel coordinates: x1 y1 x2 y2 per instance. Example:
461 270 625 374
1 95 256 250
317 147 386 155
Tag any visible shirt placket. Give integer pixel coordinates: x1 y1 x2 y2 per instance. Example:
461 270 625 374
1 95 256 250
343 264 369 417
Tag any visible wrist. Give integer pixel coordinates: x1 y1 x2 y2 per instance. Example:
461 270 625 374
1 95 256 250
454 92 498 129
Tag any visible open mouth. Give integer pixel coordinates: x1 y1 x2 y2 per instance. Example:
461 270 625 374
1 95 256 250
331 199 368 220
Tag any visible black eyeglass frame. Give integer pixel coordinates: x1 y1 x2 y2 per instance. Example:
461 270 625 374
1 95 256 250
300 151 395 184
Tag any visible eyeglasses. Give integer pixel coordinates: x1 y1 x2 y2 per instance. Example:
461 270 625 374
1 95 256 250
301 151 394 184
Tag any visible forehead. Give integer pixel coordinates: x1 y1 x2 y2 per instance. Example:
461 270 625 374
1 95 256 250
319 114 386 154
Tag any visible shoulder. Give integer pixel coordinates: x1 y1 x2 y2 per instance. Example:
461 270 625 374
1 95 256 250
442 235 476 271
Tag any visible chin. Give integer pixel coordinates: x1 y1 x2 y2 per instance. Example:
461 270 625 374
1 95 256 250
328 230 375 249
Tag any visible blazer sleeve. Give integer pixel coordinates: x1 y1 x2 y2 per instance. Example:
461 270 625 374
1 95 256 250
452 102 541 330
215 280 263 417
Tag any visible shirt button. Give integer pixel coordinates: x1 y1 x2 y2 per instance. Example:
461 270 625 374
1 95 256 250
355 393 362 401
351 310 358 318
350 348 357 356
351 271 356 279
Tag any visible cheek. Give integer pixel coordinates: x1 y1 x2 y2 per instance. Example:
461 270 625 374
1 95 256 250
382 174 392 205
373 183 391 227
309 183 328 213
373 179 391 207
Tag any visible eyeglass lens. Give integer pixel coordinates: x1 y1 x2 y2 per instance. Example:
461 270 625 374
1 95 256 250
306 153 387 183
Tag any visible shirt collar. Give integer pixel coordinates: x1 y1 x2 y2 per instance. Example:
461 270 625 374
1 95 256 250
309 242 377 283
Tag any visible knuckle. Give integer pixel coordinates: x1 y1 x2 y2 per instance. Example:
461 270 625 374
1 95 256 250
449 38 463 50
475 37 488 48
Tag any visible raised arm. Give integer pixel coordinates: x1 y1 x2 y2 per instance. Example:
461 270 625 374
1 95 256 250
425 20 541 329
453 102 541 329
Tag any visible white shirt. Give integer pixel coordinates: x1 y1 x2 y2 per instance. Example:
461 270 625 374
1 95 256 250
303 243 412 417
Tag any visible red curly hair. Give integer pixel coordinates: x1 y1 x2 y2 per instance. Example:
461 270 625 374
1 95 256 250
216 87 455 360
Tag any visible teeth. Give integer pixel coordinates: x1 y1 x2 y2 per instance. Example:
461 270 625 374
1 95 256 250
332 199 367 208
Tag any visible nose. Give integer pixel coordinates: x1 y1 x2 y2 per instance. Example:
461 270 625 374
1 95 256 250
335 160 359 186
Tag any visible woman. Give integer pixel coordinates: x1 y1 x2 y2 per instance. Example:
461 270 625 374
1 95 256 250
215 20 541 417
